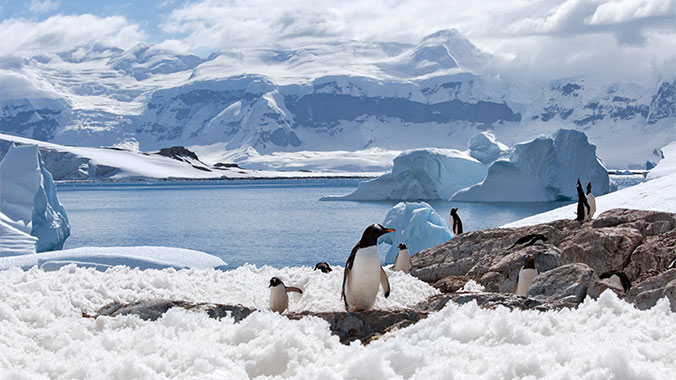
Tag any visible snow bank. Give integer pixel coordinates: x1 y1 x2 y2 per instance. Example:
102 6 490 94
0 144 70 253
0 246 226 271
647 141 676 180
379 202 451 264
468 131 509 164
326 148 487 200
452 129 610 202
0 266 673 379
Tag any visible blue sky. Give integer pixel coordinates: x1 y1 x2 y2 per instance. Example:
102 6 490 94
0 0 674 79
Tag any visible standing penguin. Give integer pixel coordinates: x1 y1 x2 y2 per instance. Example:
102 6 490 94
393 243 412 274
450 208 463 236
268 277 303 313
341 224 394 311
585 182 596 221
514 254 538 296
575 178 590 222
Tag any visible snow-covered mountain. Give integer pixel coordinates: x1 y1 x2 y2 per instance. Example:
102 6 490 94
1 29 674 169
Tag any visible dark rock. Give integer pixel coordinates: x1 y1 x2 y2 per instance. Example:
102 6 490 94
527 263 596 303
559 227 642 274
156 146 200 161
625 269 676 311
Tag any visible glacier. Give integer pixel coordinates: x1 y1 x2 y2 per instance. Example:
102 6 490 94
379 202 452 264
452 129 610 202
468 131 509 164
325 148 487 201
0 144 70 252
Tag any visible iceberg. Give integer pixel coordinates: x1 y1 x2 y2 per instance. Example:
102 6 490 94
452 129 610 202
380 202 452 264
0 144 70 253
326 148 487 201
468 131 509 164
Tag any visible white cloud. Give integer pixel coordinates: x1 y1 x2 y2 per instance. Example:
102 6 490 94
0 14 146 56
28 0 59 13
590 0 676 24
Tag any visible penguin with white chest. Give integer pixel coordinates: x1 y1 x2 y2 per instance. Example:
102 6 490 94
585 182 596 221
393 243 412 274
268 277 303 313
341 224 394 311
514 254 538 296
450 208 463 236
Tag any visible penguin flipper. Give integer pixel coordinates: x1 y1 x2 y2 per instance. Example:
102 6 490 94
513 272 519 294
380 267 390 298
341 243 360 310
285 287 303 294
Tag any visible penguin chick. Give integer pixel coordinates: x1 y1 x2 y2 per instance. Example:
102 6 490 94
514 254 538 296
393 243 412 274
599 271 632 292
450 208 463 236
341 224 394 312
269 277 303 313
314 262 332 273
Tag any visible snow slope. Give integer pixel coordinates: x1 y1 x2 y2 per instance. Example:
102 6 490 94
0 266 673 379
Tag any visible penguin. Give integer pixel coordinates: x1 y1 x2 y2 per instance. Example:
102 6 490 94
393 243 412 274
341 224 394 311
575 178 590 222
585 182 596 221
450 208 463 236
514 254 538 296
508 234 547 249
314 262 332 273
599 271 632 292
268 277 303 313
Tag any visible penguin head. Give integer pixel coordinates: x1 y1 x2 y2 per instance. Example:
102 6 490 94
586 182 592 194
269 277 283 288
450 208 458 215
523 254 536 269
360 224 395 247
398 243 408 250
576 178 581 186
314 262 332 273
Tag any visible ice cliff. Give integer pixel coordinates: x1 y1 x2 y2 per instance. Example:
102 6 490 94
326 148 487 201
0 144 70 253
468 131 509 164
380 202 452 264
452 129 610 202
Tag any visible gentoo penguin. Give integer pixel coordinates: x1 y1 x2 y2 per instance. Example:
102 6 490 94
314 262 332 273
599 271 632 292
450 208 463 236
585 182 596 221
514 254 538 296
393 243 412 274
268 277 303 313
508 234 547 249
668 256 676 270
341 224 393 311
575 178 590 222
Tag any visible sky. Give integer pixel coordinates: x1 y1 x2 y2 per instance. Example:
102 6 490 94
0 0 674 80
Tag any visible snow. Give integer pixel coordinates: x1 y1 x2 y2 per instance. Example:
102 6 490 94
0 266 673 379
0 143 70 252
506 139 676 227
0 246 226 271
325 148 487 201
379 202 452 264
468 131 509 164
452 129 610 202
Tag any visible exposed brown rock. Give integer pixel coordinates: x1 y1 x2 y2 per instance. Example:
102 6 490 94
527 263 596 303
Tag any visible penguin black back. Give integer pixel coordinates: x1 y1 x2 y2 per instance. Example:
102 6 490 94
450 208 463 235
509 234 547 249
314 262 332 273
575 178 590 222
586 182 592 195
599 271 632 292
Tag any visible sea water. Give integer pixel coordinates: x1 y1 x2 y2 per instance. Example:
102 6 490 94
57 179 569 268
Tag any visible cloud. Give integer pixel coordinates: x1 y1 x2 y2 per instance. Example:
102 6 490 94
0 14 146 56
28 0 59 13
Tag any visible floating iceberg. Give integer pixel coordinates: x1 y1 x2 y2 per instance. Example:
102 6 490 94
380 202 452 264
452 129 610 202
468 131 509 164
0 144 70 253
325 148 487 201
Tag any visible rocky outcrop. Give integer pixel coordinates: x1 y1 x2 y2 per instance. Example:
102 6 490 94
411 208 676 311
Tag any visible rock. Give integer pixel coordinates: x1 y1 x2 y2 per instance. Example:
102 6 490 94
625 269 676 312
156 146 200 161
623 230 676 283
587 278 625 299
415 292 577 312
527 263 596 303
559 227 643 274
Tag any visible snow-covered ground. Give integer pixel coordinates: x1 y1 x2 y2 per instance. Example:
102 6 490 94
0 265 673 379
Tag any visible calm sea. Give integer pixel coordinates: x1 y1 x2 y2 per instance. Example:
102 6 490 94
56 179 569 268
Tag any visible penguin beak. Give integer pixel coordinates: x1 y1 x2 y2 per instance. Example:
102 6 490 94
383 228 395 233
